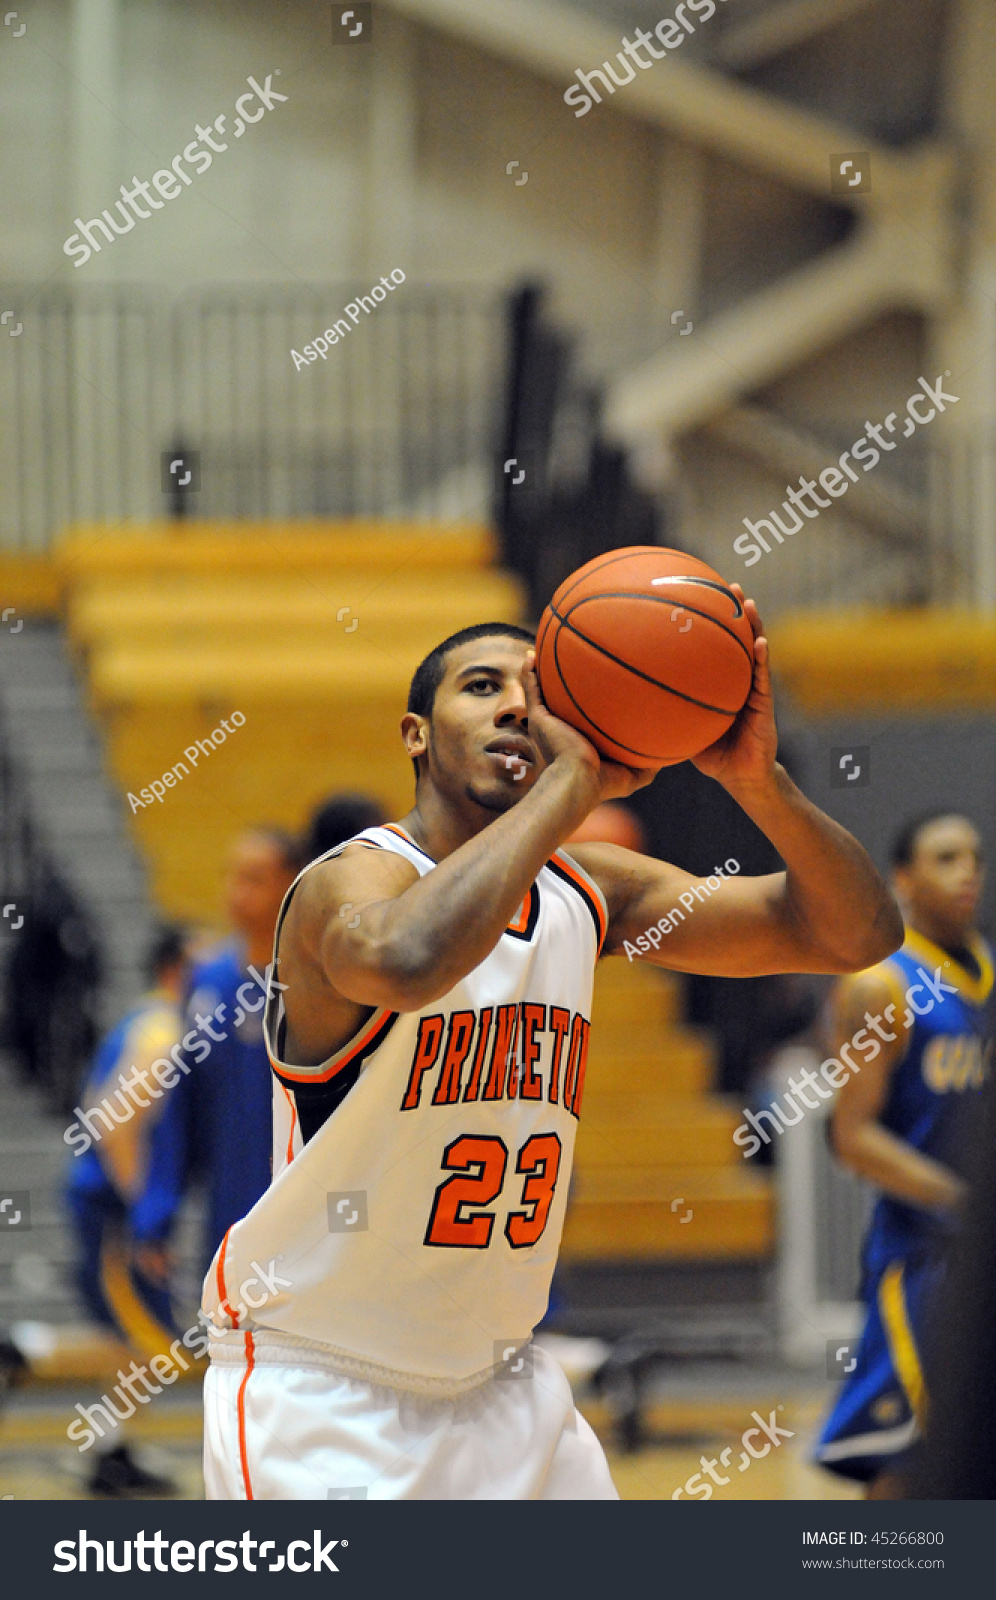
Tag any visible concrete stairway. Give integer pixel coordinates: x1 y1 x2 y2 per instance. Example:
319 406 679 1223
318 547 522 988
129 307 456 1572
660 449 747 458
58 522 523 923
0 1049 206 1357
0 622 154 1026
562 958 774 1264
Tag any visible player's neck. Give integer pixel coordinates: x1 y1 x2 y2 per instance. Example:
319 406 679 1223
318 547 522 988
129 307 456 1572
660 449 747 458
907 915 977 963
400 791 496 863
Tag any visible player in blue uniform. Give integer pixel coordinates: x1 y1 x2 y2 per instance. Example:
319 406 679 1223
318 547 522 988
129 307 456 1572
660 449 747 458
816 812 991 1496
180 828 301 1270
64 924 192 1494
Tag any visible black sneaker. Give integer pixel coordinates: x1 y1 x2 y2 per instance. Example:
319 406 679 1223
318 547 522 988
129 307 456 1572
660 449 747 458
0 1339 28 1398
87 1444 177 1498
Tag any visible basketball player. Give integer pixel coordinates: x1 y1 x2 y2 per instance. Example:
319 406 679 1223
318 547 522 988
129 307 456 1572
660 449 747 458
202 599 902 1500
816 812 991 1497
65 924 191 1495
181 828 302 1270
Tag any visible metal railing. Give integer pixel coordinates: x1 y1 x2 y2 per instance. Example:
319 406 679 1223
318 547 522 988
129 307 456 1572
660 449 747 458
0 284 503 549
0 282 986 613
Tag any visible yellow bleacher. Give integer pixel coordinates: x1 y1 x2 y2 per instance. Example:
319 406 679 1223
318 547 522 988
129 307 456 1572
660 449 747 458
767 611 996 714
58 522 522 923
563 958 773 1263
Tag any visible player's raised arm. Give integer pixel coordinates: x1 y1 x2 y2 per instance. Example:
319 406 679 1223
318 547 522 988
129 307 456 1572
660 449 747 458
575 592 903 976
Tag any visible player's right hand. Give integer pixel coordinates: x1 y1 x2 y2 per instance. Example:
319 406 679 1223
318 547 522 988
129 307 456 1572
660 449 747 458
520 651 656 806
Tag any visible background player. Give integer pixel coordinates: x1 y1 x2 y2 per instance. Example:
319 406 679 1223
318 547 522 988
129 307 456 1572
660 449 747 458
200 603 902 1501
816 812 991 1497
181 828 302 1271
303 792 386 864
64 923 191 1495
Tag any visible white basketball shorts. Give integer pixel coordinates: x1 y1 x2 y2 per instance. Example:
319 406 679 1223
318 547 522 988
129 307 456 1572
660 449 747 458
203 1334 618 1501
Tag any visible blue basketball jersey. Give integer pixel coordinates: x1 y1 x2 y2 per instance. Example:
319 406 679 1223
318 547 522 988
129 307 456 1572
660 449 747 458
863 928 992 1263
816 929 992 1480
66 990 190 1243
180 943 275 1268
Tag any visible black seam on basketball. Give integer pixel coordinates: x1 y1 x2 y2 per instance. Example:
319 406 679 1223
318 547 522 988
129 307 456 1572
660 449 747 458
550 623 723 761
553 591 753 670
535 607 551 663
551 554 744 624
549 605 747 717
550 548 657 612
640 575 745 621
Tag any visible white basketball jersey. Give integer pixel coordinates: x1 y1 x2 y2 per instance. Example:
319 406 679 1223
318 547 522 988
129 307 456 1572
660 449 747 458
201 823 606 1389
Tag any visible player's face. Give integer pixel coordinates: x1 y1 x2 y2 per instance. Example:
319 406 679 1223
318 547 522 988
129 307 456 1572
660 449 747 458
895 816 984 940
416 638 543 814
224 835 295 938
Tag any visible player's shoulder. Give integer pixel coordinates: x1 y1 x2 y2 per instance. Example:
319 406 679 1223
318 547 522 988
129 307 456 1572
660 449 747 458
293 832 420 902
188 941 241 988
835 954 908 1016
131 989 183 1040
563 840 675 925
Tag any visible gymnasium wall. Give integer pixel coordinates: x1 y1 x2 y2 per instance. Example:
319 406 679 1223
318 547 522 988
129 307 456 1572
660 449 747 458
0 0 916 377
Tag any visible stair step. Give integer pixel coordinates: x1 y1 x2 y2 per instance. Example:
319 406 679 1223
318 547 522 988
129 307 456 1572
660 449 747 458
585 1048 713 1095
576 1106 739 1167
591 959 679 1025
560 1172 775 1262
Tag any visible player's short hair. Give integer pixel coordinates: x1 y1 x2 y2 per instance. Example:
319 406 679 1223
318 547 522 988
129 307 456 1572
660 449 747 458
406 622 536 779
890 811 978 869
145 923 187 983
243 826 307 876
305 793 385 861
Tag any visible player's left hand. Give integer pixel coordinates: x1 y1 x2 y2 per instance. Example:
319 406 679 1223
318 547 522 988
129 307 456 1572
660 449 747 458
691 588 778 790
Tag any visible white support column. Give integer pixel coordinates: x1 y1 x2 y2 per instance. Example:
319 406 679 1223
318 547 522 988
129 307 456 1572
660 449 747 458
932 0 996 611
70 0 121 282
653 135 704 346
640 134 705 495
365 9 417 278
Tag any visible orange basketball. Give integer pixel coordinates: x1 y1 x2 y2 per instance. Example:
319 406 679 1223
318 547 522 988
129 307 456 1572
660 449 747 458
535 547 755 769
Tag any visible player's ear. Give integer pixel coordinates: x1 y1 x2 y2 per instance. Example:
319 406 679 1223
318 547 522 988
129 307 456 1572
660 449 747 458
401 712 428 763
891 865 914 915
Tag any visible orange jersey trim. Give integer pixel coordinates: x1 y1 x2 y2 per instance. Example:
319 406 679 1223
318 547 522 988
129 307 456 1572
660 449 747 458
237 1332 256 1500
279 1080 298 1165
549 851 608 956
507 896 530 935
381 822 435 863
269 1005 397 1085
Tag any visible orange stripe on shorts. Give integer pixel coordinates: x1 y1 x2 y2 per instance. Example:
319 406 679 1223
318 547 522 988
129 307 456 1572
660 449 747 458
237 1331 256 1501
